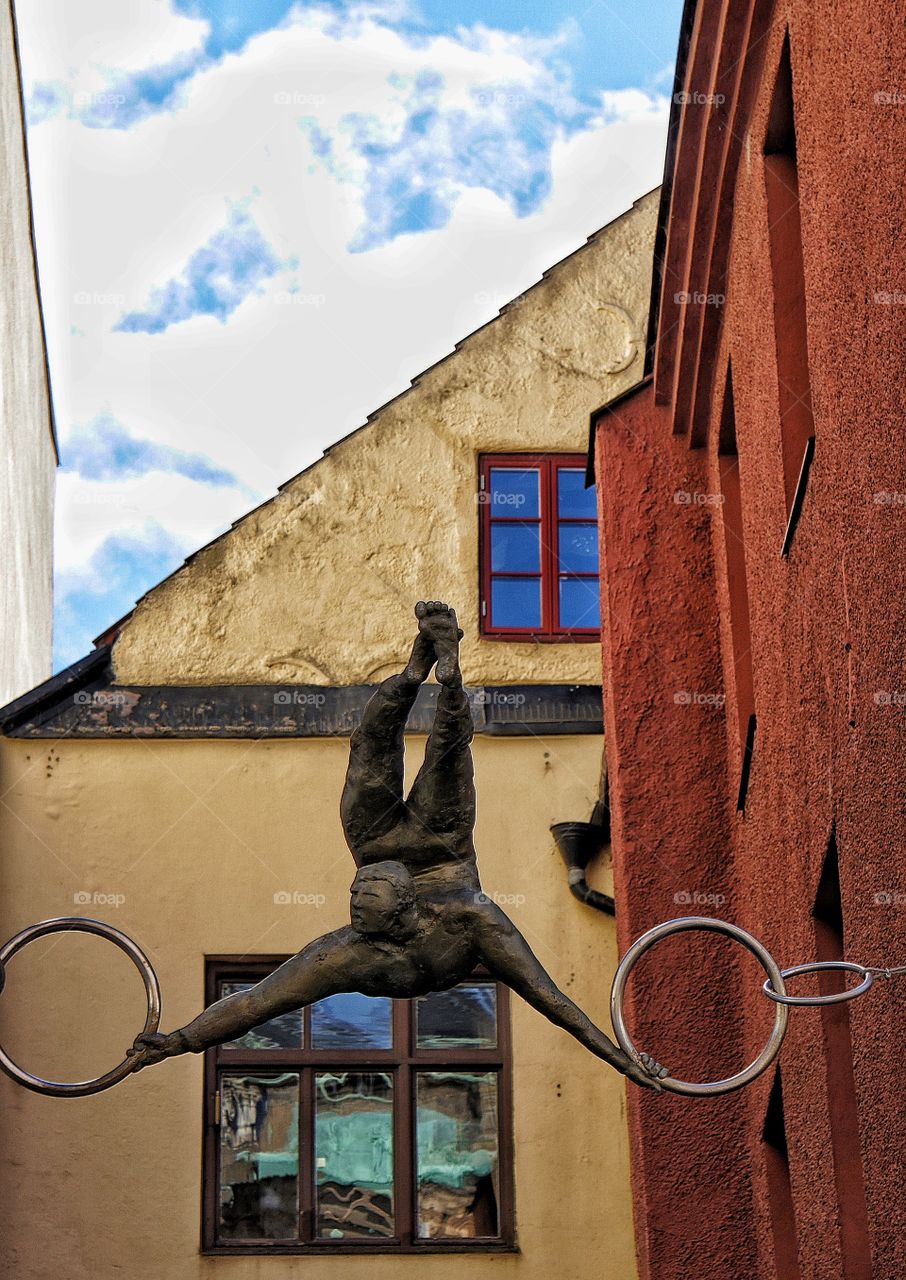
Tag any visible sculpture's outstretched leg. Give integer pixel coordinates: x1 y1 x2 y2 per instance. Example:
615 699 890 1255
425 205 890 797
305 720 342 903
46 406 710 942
406 608 476 859
339 612 436 855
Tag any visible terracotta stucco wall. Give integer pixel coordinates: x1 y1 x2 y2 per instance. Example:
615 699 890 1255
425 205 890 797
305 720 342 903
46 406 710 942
595 6 906 1280
111 191 659 688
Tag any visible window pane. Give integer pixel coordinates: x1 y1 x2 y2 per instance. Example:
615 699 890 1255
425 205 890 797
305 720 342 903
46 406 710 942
416 983 497 1049
416 1072 500 1238
558 523 599 574
490 577 541 629
559 576 601 629
490 522 540 573
315 1072 394 1239
220 982 302 1050
219 1073 299 1240
310 993 393 1050
488 467 540 518
557 467 597 518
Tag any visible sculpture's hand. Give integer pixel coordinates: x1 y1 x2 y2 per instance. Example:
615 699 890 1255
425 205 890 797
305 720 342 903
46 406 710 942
620 1050 669 1091
126 1030 187 1073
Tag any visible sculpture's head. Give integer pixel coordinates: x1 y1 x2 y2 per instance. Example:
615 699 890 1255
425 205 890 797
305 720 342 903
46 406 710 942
350 861 417 939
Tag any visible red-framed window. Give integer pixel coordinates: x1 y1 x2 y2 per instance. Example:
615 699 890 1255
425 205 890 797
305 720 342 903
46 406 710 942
479 453 600 639
202 959 514 1254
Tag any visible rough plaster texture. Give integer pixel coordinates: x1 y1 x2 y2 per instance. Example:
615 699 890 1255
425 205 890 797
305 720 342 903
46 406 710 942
596 7 906 1280
0 734 635 1280
0 0 55 706
112 190 659 687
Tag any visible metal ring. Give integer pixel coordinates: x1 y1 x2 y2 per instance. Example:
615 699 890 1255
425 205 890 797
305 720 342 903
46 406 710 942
763 960 873 1006
0 917 161 1097
610 916 789 1097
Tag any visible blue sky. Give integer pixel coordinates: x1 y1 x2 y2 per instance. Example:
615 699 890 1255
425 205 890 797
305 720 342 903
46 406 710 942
16 0 682 670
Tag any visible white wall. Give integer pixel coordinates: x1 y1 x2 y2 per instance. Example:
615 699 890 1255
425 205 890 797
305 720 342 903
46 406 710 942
0 0 55 706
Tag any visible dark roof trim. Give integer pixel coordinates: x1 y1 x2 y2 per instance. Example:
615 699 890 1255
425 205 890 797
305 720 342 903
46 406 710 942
585 375 654 486
0 645 112 734
2 673 603 739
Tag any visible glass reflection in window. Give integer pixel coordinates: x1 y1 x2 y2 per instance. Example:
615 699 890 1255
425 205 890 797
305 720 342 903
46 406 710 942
219 983 303 1050
219 1073 299 1239
416 1071 499 1238
416 983 497 1049
311 992 393 1050
315 1072 394 1239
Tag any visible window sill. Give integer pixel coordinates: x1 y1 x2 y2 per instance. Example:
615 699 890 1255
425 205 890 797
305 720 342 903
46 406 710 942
479 631 599 644
202 1241 519 1256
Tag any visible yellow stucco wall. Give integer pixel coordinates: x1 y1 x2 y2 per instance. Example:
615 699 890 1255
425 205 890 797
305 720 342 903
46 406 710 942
112 189 658 688
0 734 633 1280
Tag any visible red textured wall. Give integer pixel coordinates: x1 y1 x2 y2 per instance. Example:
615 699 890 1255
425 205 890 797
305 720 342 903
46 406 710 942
595 3 906 1279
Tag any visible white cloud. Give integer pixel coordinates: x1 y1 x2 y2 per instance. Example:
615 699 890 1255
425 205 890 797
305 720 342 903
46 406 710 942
20 0 208 117
55 468 254 572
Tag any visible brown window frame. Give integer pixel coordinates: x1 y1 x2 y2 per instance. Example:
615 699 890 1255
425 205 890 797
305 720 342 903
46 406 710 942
202 957 515 1255
479 452 601 641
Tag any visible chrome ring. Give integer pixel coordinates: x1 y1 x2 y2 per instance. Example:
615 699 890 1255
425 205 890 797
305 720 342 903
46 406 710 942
763 960 873 1006
610 916 789 1097
0 917 161 1097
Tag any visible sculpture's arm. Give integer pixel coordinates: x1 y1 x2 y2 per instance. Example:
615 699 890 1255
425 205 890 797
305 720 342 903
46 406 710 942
127 929 364 1070
472 904 664 1090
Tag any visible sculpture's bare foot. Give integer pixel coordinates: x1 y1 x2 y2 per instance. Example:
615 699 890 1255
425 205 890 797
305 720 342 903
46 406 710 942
405 605 436 683
415 601 463 685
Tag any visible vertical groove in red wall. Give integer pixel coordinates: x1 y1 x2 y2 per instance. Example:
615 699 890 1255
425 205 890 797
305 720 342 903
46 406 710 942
764 36 815 517
812 837 874 1280
762 1070 802 1280
717 363 755 757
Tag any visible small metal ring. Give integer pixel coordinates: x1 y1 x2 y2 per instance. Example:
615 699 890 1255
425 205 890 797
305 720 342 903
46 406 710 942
611 916 789 1096
763 960 873 1006
0 917 161 1097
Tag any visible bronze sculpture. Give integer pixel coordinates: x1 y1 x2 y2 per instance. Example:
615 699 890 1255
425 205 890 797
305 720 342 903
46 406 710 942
128 602 665 1089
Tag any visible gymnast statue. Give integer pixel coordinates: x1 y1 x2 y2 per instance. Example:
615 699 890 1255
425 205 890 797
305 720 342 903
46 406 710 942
128 602 664 1089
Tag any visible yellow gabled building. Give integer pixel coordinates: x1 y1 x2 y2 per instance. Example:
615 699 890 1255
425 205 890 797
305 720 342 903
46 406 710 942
0 189 657 1280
